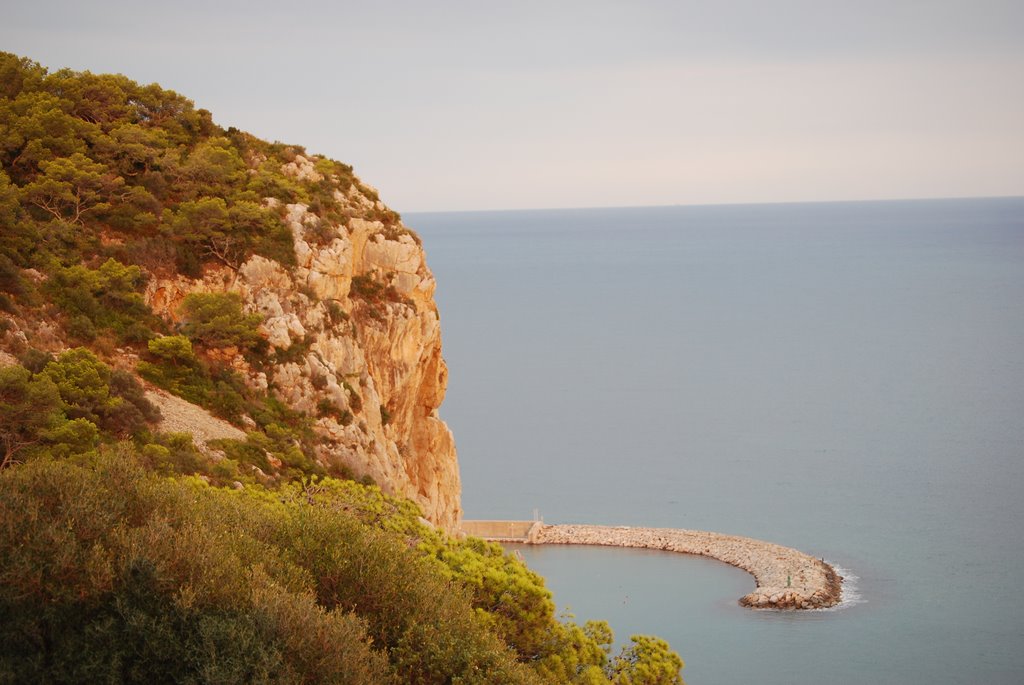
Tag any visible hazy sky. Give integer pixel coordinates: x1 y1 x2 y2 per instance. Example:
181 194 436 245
3 0 1023 211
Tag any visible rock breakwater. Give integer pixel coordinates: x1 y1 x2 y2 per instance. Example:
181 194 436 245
534 524 842 610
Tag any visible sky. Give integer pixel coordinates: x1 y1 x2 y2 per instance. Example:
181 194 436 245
2 0 1023 212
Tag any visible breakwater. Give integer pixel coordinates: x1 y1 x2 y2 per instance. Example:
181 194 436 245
531 524 843 610
460 519 543 542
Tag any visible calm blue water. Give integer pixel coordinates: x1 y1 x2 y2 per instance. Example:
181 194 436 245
407 198 1024 685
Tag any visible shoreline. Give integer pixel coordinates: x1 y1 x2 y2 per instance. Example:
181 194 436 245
531 523 843 610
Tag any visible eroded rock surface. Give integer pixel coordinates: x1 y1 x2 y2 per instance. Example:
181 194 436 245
144 183 461 530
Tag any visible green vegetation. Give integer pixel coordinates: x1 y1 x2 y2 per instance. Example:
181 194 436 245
179 291 265 352
324 299 348 325
0 51 685 683
41 347 158 437
0 51 348 282
317 397 354 425
0 348 158 469
0 453 408 684
0 449 685 684
136 334 326 481
0 364 63 468
46 258 162 344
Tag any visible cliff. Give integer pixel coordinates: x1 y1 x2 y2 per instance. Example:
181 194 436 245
143 159 461 529
0 51 461 530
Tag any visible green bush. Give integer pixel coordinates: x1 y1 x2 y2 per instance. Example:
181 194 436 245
317 398 353 426
179 291 265 352
211 424 323 482
139 432 205 476
15 347 53 374
46 258 160 344
268 332 314 365
44 417 100 458
343 380 363 413
139 335 321 474
139 335 213 405
609 636 685 685
0 364 63 468
325 299 349 326
350 273 389 302
349 273 413 321
106 368 162 435
207 379 247 423
40 348 157 438
291 478 686 685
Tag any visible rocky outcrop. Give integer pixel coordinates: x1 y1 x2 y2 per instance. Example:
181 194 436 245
144 170 461 530
534 524 842 610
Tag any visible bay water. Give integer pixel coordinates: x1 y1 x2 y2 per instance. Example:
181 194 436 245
407 198 1024 685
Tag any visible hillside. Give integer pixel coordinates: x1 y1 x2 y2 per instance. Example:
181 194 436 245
0 50 459 528
0 52 684 684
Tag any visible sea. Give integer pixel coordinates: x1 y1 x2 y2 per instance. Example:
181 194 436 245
407 197 1024 685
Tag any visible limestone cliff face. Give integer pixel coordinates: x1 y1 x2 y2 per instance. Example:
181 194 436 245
144 159 461 530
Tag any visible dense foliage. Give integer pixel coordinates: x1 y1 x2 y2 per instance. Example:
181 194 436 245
0 446 685 684
0 52 685 683
0 52 348 278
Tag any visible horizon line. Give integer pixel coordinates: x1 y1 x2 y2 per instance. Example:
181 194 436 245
402 193 1024 216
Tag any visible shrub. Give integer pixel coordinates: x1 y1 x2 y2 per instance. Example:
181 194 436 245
138 336 212 405
105 368 161 436
349 273 412 321
41 347 117 426
147 334 196 365
350 273 387 301
16 347 53 374
167 196 295 271
317 398 353 426
41 348 157 438
609 636 685 685
207 380 247 423
343 380 363 413
66 313 97 342
46 259 160 344
139 432 204 475
301 210 343 243
44 417 100 458
179 291 265 352
325 300 349 326
0 365 63 469
209 436 272 475
0 453 393 684
269 332 314 365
